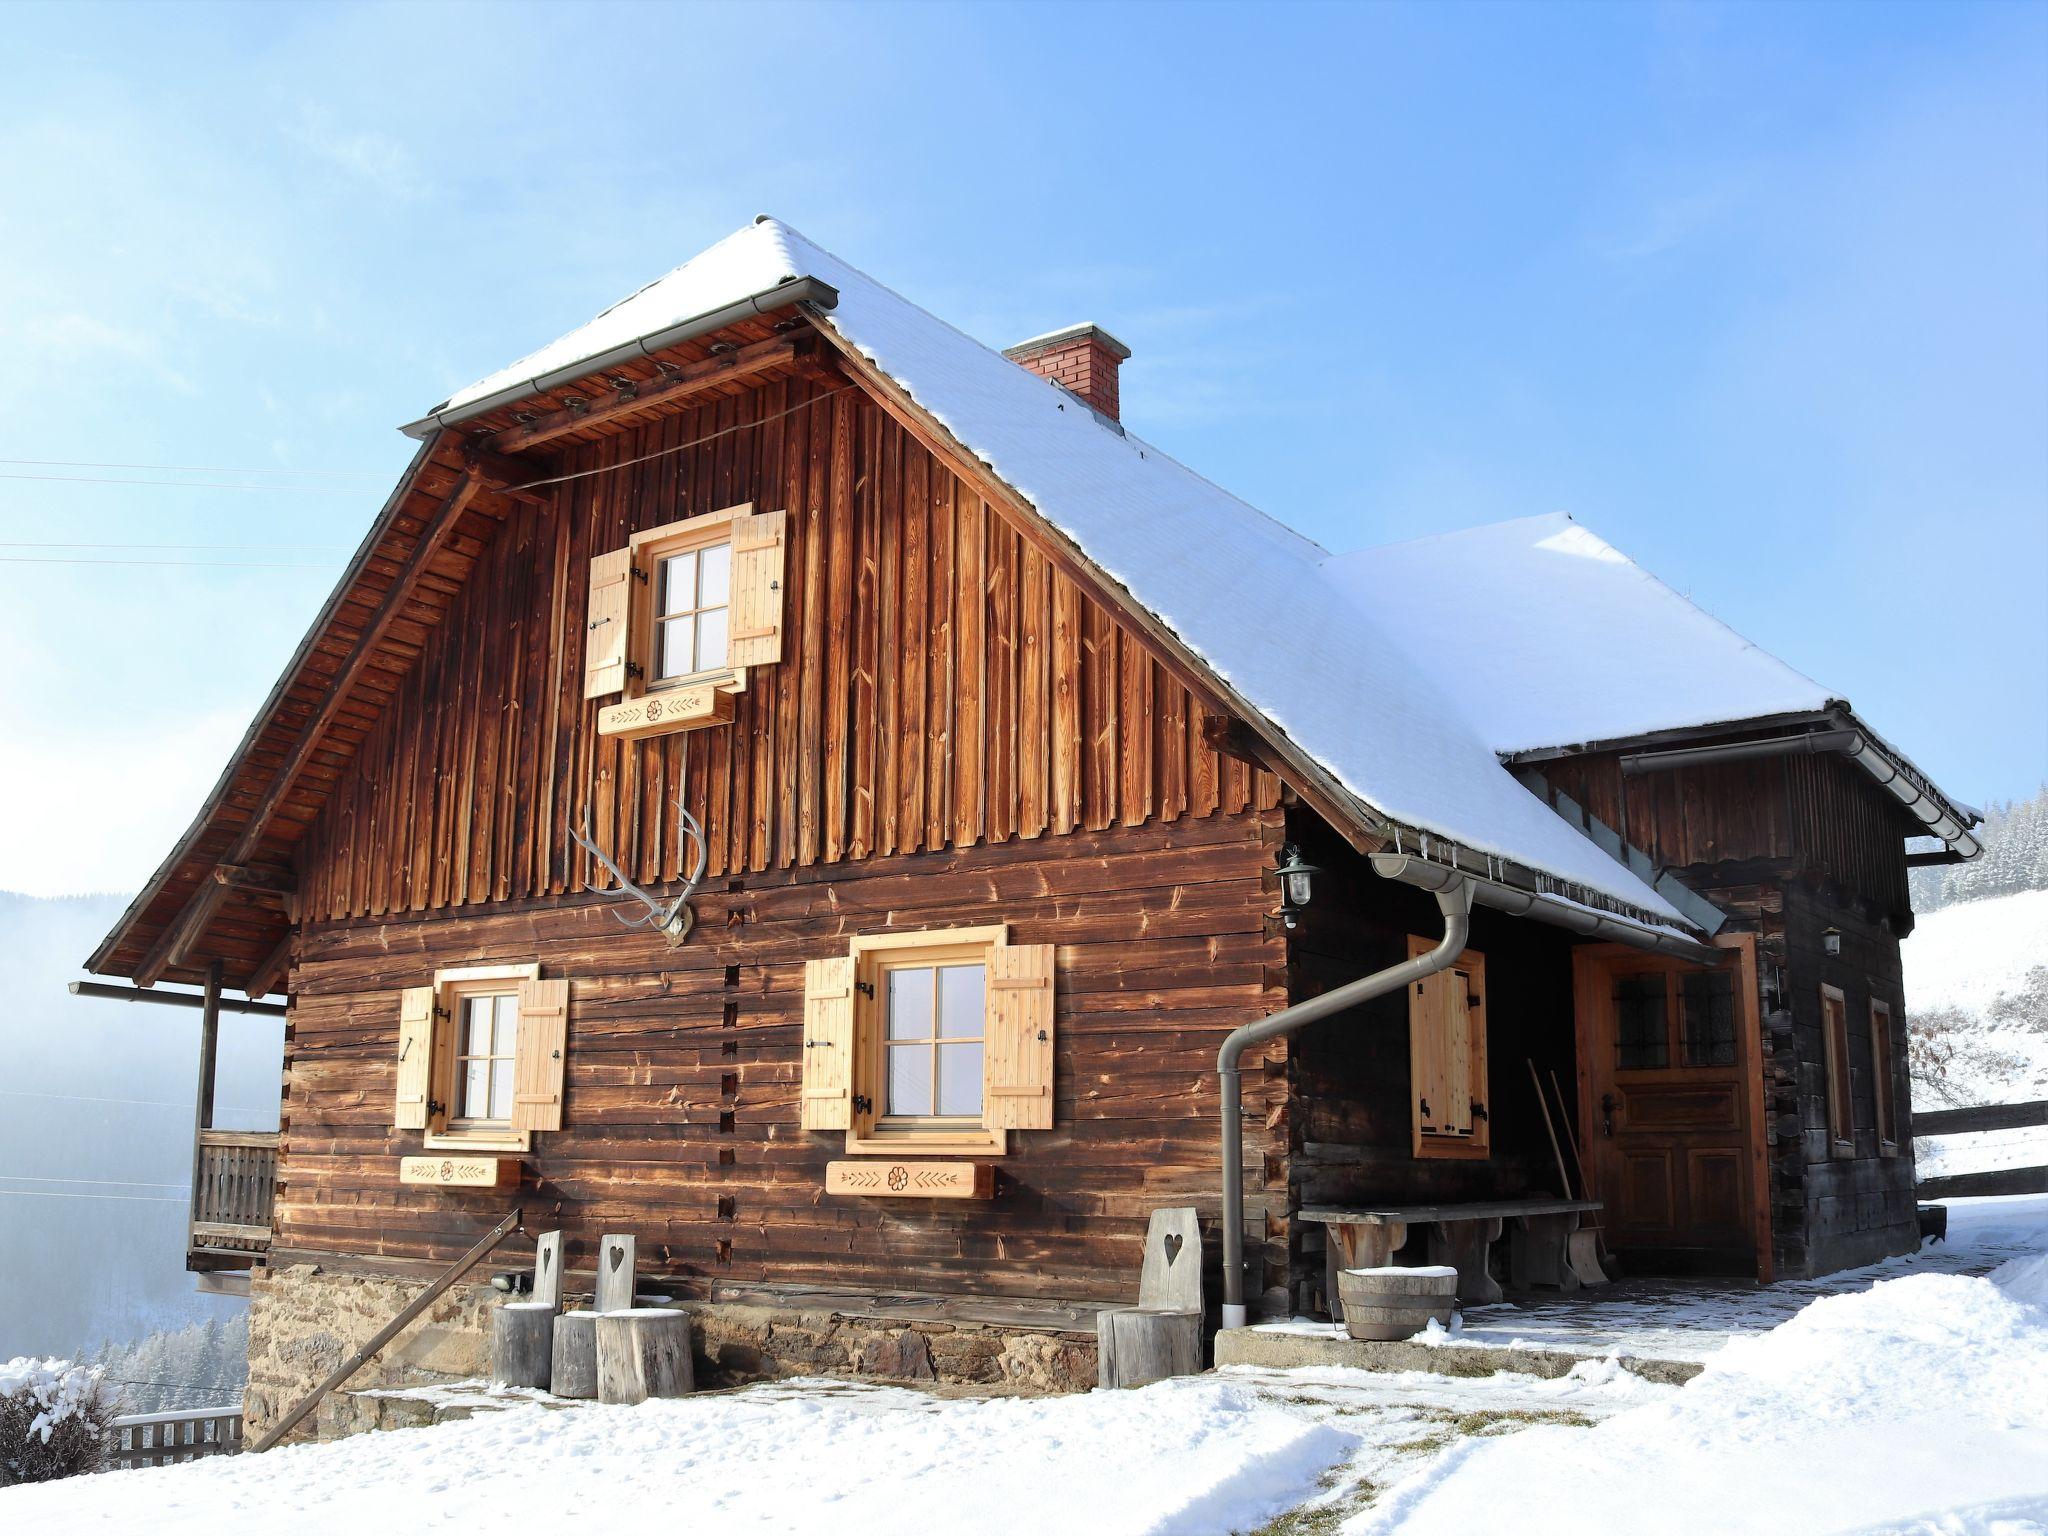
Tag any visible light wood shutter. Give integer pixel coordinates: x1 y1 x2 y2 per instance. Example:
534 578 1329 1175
728 508 787 667
801 955 855 1130
985 943 1056 1130
512 977 570 1133
1408 941 1487 1158
584 546 633 698
396 985 435 1130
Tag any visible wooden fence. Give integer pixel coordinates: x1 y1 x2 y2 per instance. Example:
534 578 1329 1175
1914 1099 2048 1199
105 1406 244 1468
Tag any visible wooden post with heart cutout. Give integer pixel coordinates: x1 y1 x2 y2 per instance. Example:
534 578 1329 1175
1097 1207 1204 1389
595 1232 637 1314
491 1229 563 1390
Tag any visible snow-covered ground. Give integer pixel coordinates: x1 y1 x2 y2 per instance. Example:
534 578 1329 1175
1903 889 2048 1178
7 1197 2044 1536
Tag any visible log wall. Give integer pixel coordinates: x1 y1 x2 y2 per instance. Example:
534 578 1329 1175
278 814 1290 1308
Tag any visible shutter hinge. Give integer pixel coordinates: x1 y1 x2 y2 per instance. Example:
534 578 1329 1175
625 661 645 680
854 980 875 999
433 1005 451 1021
1471 1101 1488 1121
426 1098 446 1117
852 1094 873 1114
1038 1029 1049 1042
631 565 649 583
1419 1097 1432 1119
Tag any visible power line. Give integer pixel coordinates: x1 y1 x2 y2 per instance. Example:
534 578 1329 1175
0 542 348 552
1 457 382 478
0 1187 187 1204
0 472 361 494
0 556 338 569
0 1173 190 1189
0 1089 272 1112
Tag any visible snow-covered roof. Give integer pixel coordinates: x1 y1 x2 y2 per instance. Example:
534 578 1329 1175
427 219 1713 921
1322 514 1834 756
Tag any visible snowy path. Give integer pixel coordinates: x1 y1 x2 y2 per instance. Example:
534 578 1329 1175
5 1198 2043 1536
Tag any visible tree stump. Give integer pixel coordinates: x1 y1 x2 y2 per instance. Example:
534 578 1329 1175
550 1311 600 1400
492 1302 557 1389
595 1309 693 1405
1095 1307 1202 1389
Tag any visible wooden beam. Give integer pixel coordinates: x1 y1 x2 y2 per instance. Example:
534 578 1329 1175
243 928 295 1002
1913 1098 2048 1138
212 863 296 896
459 445 552 506
481 335 805 456
138 468 489 985
801 317 1383 856
1201 713 1267 767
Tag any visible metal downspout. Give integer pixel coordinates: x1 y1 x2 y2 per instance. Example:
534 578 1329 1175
1216 876 1474 1328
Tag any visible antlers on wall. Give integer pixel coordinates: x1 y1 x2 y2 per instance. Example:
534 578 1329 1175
567 797 708 944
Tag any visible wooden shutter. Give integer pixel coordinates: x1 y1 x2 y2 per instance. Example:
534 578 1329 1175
584 546 632 698
512 977 570 1133
396 985 435 1130
1409 941 1487 1158
985 943 1056 1130
728 508 787 667
800 955 855 1130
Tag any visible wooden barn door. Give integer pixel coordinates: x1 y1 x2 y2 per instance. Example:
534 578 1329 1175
1574 939 1767 1277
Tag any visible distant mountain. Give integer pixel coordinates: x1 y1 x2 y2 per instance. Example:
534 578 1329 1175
0 892 282 1362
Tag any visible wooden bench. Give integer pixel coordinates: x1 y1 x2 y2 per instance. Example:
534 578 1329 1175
1299 1199 1601 1310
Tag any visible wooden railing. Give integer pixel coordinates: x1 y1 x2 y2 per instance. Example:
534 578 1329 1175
105 1406 243 1468
1915 1099 2048 1199
190 1129 278 1259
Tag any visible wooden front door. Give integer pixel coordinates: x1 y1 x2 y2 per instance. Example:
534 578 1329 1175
1573 939 1766 1277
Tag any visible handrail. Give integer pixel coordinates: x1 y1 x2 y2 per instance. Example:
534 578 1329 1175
1914 1099 2048 1201
249 1207 522 1452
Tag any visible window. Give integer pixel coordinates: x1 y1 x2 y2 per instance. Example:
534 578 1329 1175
1409 938 1488 1160
883 961 986 1123
394 964 569 1153
802 926 1056 1158
1869 999 1898 1155
453 991 520 1128
1607 963 1737 1072
1613 972 1669 1071
652 540 732 683
584 502 787 741
1820 984 1853 1158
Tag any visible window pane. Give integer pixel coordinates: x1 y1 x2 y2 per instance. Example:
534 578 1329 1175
463 1060 490 1119
937 1042 983 1116
658 615 695 680
491 1059 515 1121
660 551 696 618
1613 973 1669 1071
887 968 934 1041
937 965 985 1039
699 542 731 607
888 1044 932 1116
494 994 520 1059
695 606 728 671
1681 971 1736 1067
464 998 493 1056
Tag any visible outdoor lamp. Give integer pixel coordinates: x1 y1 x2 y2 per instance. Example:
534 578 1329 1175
1823 927 1843 957
1274 844 1319 928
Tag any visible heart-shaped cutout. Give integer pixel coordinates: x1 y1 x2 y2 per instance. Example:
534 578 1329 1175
1163 1232 1183 1266
540 1250 553 1273
608 1246 625 1273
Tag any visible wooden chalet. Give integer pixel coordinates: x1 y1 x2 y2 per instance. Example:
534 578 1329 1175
82 219 1981 1422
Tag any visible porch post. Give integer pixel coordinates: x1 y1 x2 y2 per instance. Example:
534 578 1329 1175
187 959 223 1251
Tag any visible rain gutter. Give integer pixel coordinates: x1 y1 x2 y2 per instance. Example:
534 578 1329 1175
399 275 841 440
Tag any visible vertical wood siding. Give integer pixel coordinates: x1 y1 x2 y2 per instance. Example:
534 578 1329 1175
301 378 1277 921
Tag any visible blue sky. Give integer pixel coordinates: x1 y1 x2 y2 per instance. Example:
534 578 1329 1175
1 0 2042 894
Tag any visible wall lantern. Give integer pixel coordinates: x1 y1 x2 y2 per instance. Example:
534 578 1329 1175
1274 844 1320 929
1822 927 1843 957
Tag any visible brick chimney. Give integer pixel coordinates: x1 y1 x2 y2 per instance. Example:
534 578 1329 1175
1002 323 1132 422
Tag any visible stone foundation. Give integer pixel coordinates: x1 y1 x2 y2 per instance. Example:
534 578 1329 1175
247 1263 1099 1441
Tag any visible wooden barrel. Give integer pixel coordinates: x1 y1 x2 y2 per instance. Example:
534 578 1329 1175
1337 1265 1457 1341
